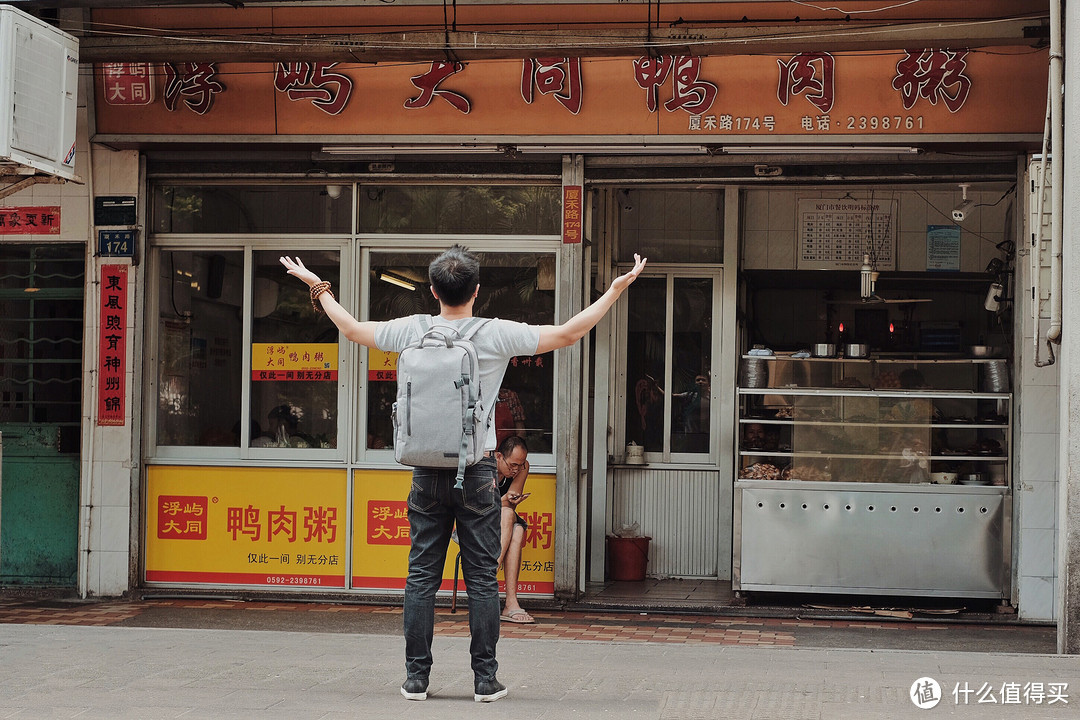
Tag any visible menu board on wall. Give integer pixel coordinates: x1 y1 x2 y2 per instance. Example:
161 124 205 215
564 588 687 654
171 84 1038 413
797 198 897 271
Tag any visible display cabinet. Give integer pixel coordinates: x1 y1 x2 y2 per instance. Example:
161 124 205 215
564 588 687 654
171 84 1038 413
733 355 1011 599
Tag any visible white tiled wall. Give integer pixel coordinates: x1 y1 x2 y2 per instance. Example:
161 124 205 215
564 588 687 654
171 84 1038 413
742 187 1008 272
1013 164 1058 622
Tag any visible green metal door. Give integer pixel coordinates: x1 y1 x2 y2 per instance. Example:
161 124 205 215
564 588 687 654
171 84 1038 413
0 244 84 587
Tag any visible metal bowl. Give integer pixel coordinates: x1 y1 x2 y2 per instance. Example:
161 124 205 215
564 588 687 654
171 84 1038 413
811 343 836 358
970 345 1002 357
845 343 870 358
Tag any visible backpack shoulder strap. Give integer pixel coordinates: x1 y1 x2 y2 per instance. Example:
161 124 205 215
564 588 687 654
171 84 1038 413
457 317 492 342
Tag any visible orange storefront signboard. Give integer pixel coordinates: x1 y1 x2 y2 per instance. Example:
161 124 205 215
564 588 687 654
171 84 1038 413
352 469 556 596
146 466 348 587
95 50 1046 139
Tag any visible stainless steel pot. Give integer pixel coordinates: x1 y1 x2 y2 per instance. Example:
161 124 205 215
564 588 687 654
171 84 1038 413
811 343 836 358
845 343 870 358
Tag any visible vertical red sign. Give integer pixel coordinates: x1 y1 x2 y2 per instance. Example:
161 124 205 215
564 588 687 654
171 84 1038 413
98 264 128 426
562 185 582 244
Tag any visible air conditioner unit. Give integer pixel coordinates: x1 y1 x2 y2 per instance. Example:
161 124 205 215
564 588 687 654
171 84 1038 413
0 5 79 181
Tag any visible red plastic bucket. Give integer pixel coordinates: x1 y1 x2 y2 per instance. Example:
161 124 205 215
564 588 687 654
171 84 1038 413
606 536 651 581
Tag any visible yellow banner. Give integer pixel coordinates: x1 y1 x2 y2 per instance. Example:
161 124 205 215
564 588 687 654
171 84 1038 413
252 342 338 381
146 465 347 588
352 468 556 596
368 348 398 382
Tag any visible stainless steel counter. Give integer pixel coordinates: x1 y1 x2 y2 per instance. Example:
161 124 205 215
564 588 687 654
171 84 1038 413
733 480 1009 598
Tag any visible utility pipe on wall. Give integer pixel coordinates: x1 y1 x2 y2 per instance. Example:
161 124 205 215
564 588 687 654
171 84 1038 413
1033 83 1055 367
1047 0 1064 345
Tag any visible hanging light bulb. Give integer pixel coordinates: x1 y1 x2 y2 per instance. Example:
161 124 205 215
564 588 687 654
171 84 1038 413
860 254 873 299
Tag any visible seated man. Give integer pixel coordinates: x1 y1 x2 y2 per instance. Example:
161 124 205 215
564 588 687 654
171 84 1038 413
494 435 534 624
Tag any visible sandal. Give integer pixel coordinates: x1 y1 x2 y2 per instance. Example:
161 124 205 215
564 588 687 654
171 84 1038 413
500 609 535 624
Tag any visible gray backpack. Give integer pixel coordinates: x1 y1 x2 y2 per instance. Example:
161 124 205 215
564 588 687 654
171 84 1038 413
391 314 493 487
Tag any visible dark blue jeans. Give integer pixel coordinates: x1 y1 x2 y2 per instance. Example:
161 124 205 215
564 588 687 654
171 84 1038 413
403 457 501 684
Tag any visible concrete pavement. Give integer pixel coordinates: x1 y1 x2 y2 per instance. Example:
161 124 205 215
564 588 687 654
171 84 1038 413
1 616 1078 719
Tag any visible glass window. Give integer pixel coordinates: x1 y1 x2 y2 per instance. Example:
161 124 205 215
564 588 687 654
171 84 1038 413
624 274 714 460
359 185 560 234
617 189 723 263
156 250 244 446
365 250 556 454
250 250 341 449
152 185 352 234
0 244 84 428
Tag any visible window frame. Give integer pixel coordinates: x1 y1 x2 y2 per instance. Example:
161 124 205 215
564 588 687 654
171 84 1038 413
355 236 563 469
145 237 352 463
613 265 724 466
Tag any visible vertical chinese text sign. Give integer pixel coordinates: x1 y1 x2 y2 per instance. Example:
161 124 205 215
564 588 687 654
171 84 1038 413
98 264 127 426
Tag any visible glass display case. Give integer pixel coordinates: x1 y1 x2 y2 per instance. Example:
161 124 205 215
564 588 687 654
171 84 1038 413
733 355 1011 599
737 356 1011 487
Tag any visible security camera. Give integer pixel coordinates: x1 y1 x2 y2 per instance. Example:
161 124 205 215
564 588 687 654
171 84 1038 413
952 183 974 222
952 199 975 223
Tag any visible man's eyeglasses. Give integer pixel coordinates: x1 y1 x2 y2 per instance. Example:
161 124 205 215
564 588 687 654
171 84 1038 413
504 461 524 473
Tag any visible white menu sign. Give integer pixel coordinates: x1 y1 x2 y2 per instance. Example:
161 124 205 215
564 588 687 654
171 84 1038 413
797 198 897 271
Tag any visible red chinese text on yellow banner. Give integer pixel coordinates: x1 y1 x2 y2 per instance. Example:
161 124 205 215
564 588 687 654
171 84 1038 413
146 466 348 587
252 342 338 381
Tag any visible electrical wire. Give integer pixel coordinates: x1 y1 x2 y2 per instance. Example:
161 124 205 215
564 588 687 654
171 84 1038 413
913 189 1015 249
789 0 925 14
55 11 1048 59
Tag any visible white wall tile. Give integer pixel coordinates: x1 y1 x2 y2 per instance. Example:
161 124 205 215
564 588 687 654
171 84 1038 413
1018 432 1058 483
1018 528 1056 578
101 468 132 509
742 230 768 269
897 230 926 271
1020 385 1060 434
1018 575 1056 622
898 196 927 233
94 551 130 596
98 506 131 552
1019 353 1059 387
767 230 795 270
1018 480 1057 530
767 191 796 232
743 191 769 232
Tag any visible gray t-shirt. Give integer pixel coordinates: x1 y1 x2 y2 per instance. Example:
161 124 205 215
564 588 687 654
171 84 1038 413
374 315 541 451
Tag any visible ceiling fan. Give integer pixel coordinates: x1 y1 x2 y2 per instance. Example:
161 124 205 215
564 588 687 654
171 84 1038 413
826 254 933 305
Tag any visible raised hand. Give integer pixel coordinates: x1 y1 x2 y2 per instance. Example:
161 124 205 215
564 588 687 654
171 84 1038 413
611 253 647 293
279 256 321 287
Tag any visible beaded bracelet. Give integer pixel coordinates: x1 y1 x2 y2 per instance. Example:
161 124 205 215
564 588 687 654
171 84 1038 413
310 281 334 312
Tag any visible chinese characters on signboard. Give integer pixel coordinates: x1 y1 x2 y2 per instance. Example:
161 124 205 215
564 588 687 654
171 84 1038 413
98 264 127 425
368 349 398 382
252 342 338 381
146 466 347 587
98 50 982 131
0 206 60 235
797 198 898 271
563 185 583 244
100 62 155 105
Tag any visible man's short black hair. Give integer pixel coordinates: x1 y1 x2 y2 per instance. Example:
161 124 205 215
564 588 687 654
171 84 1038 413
498 434 528 458
428 244 480 307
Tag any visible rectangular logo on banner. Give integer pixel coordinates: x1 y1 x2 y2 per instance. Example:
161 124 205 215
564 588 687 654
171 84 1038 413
0 206 60 235
98 264 127 426
562 185 583 244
